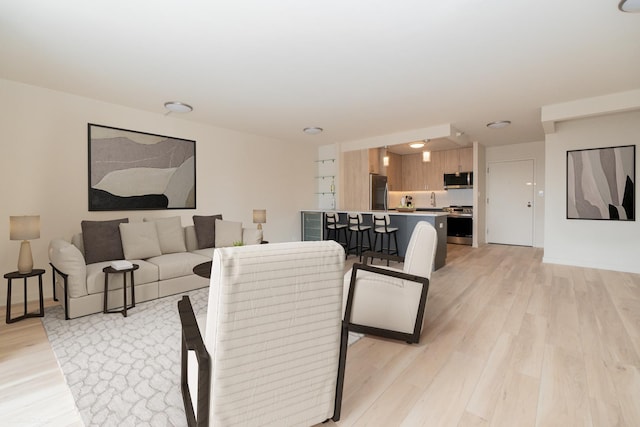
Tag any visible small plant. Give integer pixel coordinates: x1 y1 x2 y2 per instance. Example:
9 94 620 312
232 241 244 246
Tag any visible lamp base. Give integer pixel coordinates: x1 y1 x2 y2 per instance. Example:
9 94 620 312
257 224 263 230
17 240 33 274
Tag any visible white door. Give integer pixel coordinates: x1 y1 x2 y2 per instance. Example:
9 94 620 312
486 159 534 246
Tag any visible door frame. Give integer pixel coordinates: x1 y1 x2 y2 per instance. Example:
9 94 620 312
486 158 536 247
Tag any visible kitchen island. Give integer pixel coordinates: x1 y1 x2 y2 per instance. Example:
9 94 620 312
301 210 448 270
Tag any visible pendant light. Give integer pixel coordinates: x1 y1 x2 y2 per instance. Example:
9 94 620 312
383 146 389 167
422 139 431 163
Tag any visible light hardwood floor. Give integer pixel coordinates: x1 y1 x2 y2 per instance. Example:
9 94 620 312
2 244 639 426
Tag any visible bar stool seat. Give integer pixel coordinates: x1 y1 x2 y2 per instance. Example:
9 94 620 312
346 213 372 261
325 211 348 256
372 214 399 265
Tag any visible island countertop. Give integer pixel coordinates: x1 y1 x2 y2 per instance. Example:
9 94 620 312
302 209 449 217
300 210 448 270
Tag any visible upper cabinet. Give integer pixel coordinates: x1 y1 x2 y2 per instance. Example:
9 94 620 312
386 152 402 191
443 147 473 174
402 153 425 190
424 150 445 191
398 147 473 191
342 146 474 204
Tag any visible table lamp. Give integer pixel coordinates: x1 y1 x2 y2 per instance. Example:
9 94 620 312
253 209 266 230
10 215 40 274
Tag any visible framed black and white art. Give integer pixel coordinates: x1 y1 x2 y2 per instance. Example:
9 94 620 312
567 145 635 220
88 124 196 211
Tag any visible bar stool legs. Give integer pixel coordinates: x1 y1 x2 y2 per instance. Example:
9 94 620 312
325 212 348 258
372 214 399 266
346 213 373 262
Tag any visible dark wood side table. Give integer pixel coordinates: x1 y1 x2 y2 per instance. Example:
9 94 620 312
103 264 139 317
4 269 46 324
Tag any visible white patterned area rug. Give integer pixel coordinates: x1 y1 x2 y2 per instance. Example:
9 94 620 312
42 288 361 427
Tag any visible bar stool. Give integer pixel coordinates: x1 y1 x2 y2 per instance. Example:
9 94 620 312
346 213 372 261
372 214 399 265
325 211 348 256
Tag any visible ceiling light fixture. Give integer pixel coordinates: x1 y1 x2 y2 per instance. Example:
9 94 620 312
164 101 193 114
486 120 511 129
619 0 640 12
303 127 323 135
422 139 431 163
409 142 425 149
383 145 389 167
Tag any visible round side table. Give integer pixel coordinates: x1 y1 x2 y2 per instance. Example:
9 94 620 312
4 269 46 324
103 264 139 317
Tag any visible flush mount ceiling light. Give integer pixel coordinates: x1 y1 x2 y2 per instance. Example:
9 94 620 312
619 0 640 12
409 141 425 149
486 120 511 129
303 127 323 135
164 101 193 113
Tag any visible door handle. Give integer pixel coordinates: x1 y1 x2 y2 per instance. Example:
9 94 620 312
527 202 532 208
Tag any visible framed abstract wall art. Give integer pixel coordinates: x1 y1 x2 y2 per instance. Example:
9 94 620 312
567 145 635 220
88 124 196 211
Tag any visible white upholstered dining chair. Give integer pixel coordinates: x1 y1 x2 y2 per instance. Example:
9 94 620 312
343 220 437 344
178 240 347 426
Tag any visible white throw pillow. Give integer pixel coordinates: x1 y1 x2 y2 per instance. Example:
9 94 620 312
215 219 243 247
48 239 88 298
145 216 187 254
119 222 162 260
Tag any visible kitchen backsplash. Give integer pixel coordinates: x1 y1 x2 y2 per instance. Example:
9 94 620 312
389 189 473 208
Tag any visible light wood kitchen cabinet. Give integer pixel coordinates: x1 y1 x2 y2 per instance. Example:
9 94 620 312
424 150 445 191
458 146 473 172
386 152 402 190
368 148 381 174
402 153 426 190
443 147 473 174
341 149 369 211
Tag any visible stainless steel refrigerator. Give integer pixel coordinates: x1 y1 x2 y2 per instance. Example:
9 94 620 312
370 174 388 210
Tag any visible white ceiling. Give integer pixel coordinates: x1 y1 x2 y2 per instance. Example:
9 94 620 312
1 1 639 148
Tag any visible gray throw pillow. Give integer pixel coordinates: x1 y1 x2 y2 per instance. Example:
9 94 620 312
81 218 128 264
193 214 222 249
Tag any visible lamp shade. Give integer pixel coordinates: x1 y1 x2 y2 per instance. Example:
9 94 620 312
10 215 40 241
253 209 266 224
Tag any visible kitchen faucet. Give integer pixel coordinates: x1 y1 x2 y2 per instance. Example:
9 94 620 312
430 191 436 207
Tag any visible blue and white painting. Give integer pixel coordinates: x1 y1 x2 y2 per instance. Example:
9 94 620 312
567 145 635 220
88 124 196 211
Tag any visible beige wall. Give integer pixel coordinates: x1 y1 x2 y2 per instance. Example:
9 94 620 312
544 110 639 273
0 79 316 304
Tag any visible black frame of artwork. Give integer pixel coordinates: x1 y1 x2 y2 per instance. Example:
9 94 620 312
88 123 196 211
566 144 635 221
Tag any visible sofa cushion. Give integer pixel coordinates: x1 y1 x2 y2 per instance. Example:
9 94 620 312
193 214 222 249
86 259 159 296
242 228 263 245
145 216 187 254
215 219 243 247
81 218 128 264
119 222 162 260
146 252 211 281
48 239 88 298
191 247 214 259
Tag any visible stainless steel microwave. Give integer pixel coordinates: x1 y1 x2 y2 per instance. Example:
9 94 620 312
444 172 473 189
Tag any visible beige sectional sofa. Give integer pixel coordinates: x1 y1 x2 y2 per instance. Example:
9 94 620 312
48 216 261 319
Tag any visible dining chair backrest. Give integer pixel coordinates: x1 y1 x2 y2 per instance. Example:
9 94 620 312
402 221 437 279
347 213 365 230
373 214 392 232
